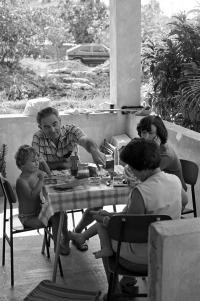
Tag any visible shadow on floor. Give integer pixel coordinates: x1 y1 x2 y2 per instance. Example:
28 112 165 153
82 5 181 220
0 233 148 301
0 199 147 301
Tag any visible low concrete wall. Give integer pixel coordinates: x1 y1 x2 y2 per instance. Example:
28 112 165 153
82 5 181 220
0 112 126 185
149 218 200 301
126 114 200 215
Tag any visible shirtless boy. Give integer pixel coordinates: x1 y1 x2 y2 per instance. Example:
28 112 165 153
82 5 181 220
15 144 70 255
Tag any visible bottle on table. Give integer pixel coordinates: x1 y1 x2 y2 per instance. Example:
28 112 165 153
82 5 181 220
70 155 79 176
105 154 114 172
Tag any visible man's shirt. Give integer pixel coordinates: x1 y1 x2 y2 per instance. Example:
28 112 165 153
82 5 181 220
32 124 85 163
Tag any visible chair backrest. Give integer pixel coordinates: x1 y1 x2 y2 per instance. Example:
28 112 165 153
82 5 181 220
180 159 199 186
0 175 17 205
107 214 172 243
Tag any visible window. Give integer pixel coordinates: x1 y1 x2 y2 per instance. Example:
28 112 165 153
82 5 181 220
79 46 91 52
93 46 105 52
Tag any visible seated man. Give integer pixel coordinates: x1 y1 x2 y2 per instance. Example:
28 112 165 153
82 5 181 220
32 107 106 253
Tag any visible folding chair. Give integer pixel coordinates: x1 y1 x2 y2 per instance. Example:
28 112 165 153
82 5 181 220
180 159 199 217
106 214 172 300
0 175 63 286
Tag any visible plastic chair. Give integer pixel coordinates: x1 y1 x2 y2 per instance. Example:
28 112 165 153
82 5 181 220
0 175 63 286
180 159 199 217
106 214 172 300
24 279 101 300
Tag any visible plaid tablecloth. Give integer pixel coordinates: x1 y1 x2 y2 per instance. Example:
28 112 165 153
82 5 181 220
39 183 130 226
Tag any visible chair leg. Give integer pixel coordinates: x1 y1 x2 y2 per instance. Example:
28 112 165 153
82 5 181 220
48 227 51 247
71 211 76 230
107 272 114 301
2 220 6 266
46 230 51 258
41 233 46 255
71 209 87 232
2 233 5 266
2 198 7 266
10 232 14 286
192 188 197 217
113 205 116 213
58 256 63 277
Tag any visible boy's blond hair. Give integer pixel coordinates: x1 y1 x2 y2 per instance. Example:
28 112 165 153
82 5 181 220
15 145 38 169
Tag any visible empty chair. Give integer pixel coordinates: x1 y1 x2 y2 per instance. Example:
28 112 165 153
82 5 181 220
180 159 199 217
0 174 63 286
106 214 172 300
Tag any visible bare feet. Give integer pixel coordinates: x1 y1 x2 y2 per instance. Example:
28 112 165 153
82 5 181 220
69 230 86 244
93 248 114 259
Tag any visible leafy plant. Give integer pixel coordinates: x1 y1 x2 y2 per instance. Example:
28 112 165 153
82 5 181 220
141 10 200 131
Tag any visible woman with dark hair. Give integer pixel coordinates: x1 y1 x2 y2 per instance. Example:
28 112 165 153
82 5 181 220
125 115 187 191
69 139 187 299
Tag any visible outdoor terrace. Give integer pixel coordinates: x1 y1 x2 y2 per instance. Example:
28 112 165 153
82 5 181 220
1 1 200 300
1 111 200 301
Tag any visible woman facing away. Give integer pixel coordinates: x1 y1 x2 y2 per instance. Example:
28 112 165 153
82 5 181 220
124 115 187 192
69 139 188 276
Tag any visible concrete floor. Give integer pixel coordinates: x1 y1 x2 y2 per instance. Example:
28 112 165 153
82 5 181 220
0 201 147 301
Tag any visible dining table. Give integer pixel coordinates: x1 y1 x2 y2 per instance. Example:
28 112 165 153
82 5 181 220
38 167 131 282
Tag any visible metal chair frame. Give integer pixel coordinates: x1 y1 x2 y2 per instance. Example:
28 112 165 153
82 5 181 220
106 214 172 300
180 159 199 217
0 175 63 286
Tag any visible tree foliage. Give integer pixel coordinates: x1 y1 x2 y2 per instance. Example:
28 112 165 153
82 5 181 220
59 0 109 45
0 0 109 66
141 9 200 132
0 0 45 64
141 0 170 43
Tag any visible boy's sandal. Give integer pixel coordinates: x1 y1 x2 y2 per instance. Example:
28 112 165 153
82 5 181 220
72 240 88 251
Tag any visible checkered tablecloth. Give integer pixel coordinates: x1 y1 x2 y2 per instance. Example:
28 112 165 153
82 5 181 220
38 183 130 226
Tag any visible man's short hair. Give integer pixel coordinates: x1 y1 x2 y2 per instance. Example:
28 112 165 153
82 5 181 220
120 138 161 171
137 115 168 144
36 107 59 125
15 145 37 169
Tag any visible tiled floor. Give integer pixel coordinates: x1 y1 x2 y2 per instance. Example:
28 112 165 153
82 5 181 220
0 200 147 301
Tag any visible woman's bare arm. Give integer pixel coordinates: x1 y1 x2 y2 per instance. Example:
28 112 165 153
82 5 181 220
127 188 146 214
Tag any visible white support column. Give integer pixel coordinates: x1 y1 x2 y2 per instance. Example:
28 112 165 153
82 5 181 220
109 0 141 109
